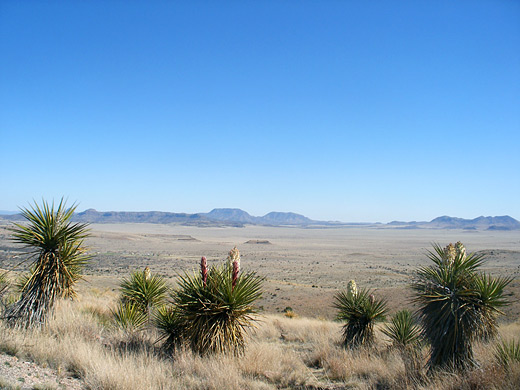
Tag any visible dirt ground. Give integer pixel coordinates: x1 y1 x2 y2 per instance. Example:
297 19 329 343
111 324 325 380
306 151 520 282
1 222 519 320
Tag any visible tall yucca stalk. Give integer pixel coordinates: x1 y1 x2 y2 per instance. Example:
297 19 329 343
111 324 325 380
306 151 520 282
5 199 90 328
334 284 388 349
167 250 263 355
412 242 512 371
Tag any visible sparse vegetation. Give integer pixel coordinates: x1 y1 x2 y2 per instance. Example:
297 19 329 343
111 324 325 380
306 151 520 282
0 214 518 389
412 242 512 371
4 200 90 328
0 295 517 390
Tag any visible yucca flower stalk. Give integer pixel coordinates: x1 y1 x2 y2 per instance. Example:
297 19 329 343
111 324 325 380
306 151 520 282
4 199 90 328
200 256 208 286
232 260 239 290
334 283 388 349
227 246 240 270
347 280 358 298
412 242 512 371
166 248 262 355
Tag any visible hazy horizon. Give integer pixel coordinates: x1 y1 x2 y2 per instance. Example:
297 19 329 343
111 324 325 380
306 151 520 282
1 2 519 223
1 204 519 225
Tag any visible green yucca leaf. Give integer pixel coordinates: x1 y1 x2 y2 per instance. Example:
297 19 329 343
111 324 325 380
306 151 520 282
169 262 263 355
154 306 184 351
334 287 388 349
120 270 168 312
112 301 148 332
382 310 422 349
4 199 91 328
495 339 520 368
412 242 512 371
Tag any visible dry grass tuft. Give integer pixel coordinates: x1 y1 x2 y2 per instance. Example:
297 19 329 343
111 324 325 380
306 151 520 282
0 291 517 389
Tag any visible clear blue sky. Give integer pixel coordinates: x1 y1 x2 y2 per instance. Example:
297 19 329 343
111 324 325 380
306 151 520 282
1 1 519 222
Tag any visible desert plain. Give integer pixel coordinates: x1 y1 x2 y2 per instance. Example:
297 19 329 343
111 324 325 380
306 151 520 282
1 222 518 320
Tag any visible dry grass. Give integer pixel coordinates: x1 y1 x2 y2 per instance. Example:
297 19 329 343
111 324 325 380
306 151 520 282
0 290 518 389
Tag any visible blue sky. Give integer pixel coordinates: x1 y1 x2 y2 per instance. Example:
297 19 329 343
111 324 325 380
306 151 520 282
1 1 519 222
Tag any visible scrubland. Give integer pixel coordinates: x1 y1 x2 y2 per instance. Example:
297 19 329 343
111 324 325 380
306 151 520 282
0 222 519 389
0 291 518 390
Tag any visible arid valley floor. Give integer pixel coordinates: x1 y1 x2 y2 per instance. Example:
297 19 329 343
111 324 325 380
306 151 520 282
0 222 519 389
1 222 518 320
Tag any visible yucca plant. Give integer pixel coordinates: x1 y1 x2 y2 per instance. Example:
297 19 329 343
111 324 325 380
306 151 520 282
168 250 263 355
155 306 184 352
382 309 423 378
382 310 422 349
113 267 168 333
112 301 148 333
334 280 388 349
119 267 168 320
4 199 90 328
495 339 520 369
412 242 512 371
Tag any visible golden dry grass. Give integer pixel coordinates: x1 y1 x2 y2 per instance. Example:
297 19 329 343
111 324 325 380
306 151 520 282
0 290 517 390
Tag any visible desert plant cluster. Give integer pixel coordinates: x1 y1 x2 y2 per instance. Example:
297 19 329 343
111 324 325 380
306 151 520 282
0 200 518 389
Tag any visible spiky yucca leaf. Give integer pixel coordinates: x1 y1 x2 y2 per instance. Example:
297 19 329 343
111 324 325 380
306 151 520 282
112 301 148 333
171 264 263 355
495 339 520 368
382 310 422 349
334 287 388 349
4 199 90 328
120 269 168 313
382 309 423 378
0 272 9 311
155 306 184 351
473 273 512 341
412 242 512 371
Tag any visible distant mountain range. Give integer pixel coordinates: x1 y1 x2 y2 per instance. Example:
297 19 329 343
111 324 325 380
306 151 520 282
66 208 316 227
387 215 520 231
1 208 519 230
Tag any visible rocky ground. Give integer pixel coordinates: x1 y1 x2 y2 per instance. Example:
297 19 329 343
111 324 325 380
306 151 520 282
0 353 84 390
